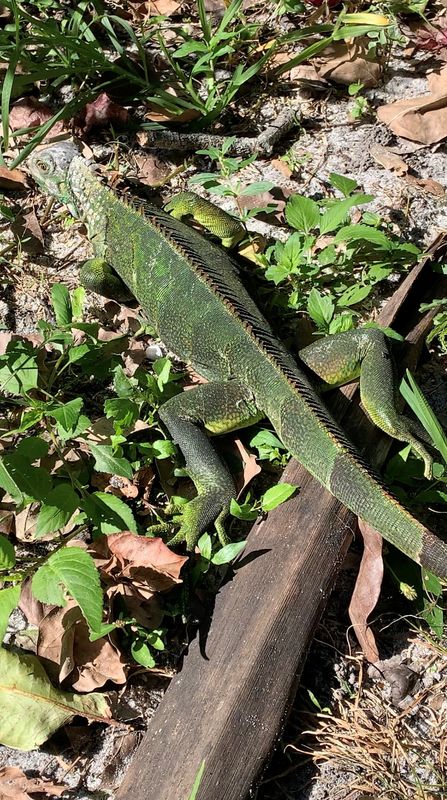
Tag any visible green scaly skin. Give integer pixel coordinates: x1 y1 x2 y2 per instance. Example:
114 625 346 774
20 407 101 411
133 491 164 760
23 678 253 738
27 143 447 578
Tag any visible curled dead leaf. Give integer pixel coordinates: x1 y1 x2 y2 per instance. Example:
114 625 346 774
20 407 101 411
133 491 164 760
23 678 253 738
377 67 447 145
348 519 384 663
8 98 66 137
0 165 27 190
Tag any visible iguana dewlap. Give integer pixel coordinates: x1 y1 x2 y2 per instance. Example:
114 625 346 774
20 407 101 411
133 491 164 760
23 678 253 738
28 142 447 578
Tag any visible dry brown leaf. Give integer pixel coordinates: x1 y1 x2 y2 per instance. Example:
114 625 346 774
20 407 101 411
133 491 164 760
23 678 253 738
79 92 128 133
0 767 66 799
405 174 445 196
144 88 201 124
19 579 51 627
0 165 27 190
22 208 44 246
270 157 293 179
370 144 409 176
314 41 382 88
11 209 44 254
123 339 147 376
133 154 173 186
37 603 127 691
97 532 188 591
8 98 66 139
377 66 447 144
233 439 261 494
107 476 139 499
348 519 384 663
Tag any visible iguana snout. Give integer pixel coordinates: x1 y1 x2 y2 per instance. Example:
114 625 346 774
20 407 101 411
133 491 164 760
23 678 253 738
27 142 81 213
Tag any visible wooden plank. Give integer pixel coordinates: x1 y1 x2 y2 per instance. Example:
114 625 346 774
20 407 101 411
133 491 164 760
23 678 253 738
117 245 447 800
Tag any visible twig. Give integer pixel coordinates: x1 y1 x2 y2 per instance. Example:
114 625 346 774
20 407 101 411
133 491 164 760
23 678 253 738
141 107 299 157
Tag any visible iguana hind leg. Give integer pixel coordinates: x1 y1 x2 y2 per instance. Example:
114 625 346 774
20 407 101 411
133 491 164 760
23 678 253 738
299 327 434 478
79 258 133 302
164 192 244 248
158 380 263 549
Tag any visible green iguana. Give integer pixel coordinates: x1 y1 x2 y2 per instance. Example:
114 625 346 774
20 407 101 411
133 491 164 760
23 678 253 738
28 142 447 578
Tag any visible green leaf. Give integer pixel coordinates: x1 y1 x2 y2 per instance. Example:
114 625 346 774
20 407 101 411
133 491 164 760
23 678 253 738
88 442 133 479
307 289 334 328
82 491 137 535
400 371 447 465
230 498 258 521
131 639 155 668
16 437 49 461
329 173 359 197
334 224 390 248
239 181 275 196
51 283 72 326
71 286 86 321
0 647 110 750
0 454 52 504
211 540 247 564
319 194 374 235
32 546 104 634
261 483 297 511
0 585 21 641
0 534 15 569
337 284 372 307
285 195 320 234
113 365 137 398
188 761 206 800
50 398 83 435
0 341 39 395
198 532 212 561
36 484 79 538
104 398 139 429
152 439 177 460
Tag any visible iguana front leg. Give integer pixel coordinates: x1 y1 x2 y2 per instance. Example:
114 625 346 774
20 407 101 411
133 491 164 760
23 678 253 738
299 327 434 478
158 380 263 549
79 258 133 302
164 192 244 248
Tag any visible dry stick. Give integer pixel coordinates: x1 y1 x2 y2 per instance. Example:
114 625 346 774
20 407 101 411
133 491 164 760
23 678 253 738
141 107 299 156
116 238 447 800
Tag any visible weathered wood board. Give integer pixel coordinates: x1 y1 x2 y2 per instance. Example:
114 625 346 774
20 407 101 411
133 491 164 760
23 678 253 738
116 238 447 800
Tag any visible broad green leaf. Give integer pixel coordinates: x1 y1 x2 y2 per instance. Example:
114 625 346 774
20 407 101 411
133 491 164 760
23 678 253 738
239 181 275 196
230 498 257 521
285 195 320 234
0 342 38 395
131 639 155 668
328 313 355 334
0 585 20 641
211 540 247 564
329 173 358 197
261 483 297 511
0 534 15 569
264 263 291 285
50 398 83 434
82 491 137 535
250 430 285 450
334 224 390 248
319 194 373 235
71 286 86 321
16 437 49 461
104 398 139 429
307 289 334 328
197 532 212 561
113 365 136 398
36 484 79 537
152 439 176 459
51 283 72 326
17 408 44 433
337 284 372 307
0 647 110 750
0 454 52 504
88 443 133 479
32 546 104 634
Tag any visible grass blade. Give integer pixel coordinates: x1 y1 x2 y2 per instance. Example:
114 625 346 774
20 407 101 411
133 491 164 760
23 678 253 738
400 369 447 465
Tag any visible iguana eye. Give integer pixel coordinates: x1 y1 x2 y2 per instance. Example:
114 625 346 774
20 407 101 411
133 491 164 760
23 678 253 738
36 159 51 173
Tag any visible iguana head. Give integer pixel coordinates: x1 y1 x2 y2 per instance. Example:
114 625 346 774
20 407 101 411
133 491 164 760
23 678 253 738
27 142 82 216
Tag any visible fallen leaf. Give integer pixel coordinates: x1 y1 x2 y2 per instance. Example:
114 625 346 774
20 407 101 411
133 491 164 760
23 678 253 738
377 66 447 144
37 603 127 691
348 519 383 663
133 154 173 186
405 174 445 196
370 144 409 176
0 647 112 750
0 165 27 190
22 208 44 246
314 40 382 88
270 157 293 179
79 93 128 133
11 208 44 254
0 767 67 799
233 439 261 494
102 532 188 589
8 98 65 136
19 579 50 627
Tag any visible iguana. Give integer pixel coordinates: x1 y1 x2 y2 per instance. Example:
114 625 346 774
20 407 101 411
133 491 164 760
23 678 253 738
28 142 447 578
